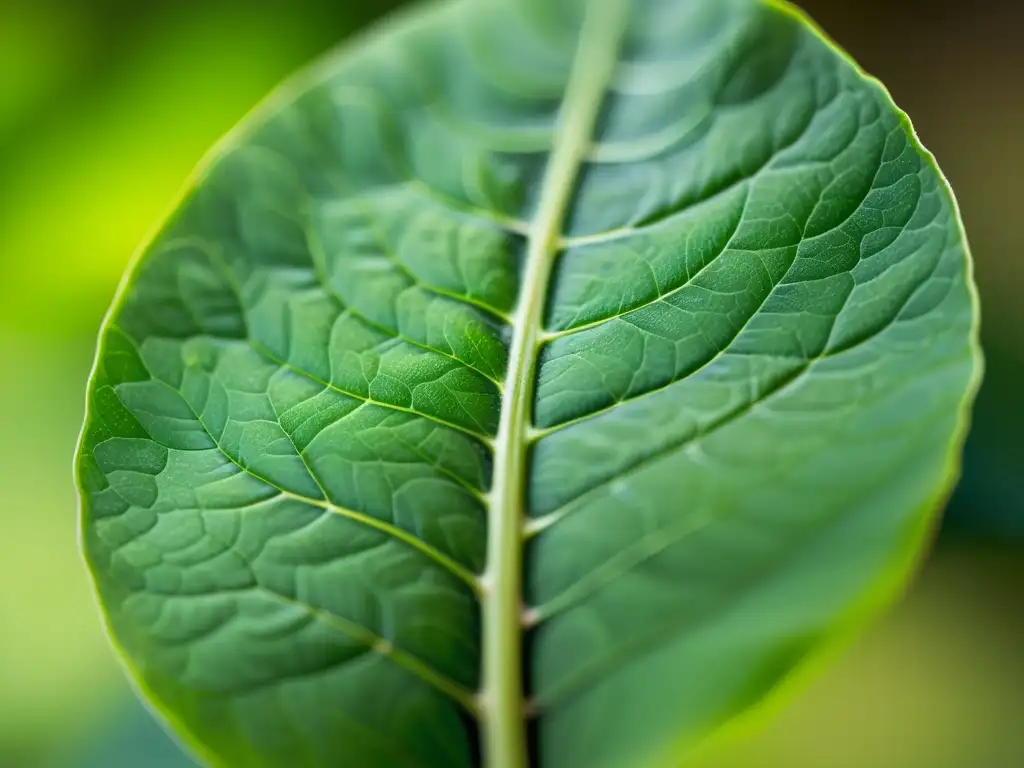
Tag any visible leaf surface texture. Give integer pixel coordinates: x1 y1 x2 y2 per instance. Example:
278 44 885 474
77 0 980 766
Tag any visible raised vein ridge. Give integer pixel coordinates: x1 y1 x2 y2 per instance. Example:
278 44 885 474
480 1 632 766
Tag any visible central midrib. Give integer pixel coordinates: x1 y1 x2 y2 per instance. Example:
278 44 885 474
480 2 631 767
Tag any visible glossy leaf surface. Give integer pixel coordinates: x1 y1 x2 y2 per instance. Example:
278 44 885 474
77 0 980 766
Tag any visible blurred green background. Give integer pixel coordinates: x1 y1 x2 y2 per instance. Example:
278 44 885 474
0 1 1021 766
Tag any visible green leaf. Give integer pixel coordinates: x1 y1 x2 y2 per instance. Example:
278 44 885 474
76 0 981 766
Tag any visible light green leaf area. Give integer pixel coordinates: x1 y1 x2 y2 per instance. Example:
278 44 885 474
76 0 980 766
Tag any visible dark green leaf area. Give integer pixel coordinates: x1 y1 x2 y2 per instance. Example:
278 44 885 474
525 10 973 762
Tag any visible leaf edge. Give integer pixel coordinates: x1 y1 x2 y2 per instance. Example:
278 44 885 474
71 1 986 766
642 1 985 764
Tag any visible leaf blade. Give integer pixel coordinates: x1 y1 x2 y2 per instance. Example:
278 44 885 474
77 1 982 767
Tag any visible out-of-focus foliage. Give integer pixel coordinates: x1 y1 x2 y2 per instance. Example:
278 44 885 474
0 1 397 338
0 0 1020 766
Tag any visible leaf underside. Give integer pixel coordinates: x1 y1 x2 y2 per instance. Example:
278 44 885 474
77 0 979 766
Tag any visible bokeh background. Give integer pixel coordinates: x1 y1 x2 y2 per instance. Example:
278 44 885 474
1 0 1021 766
